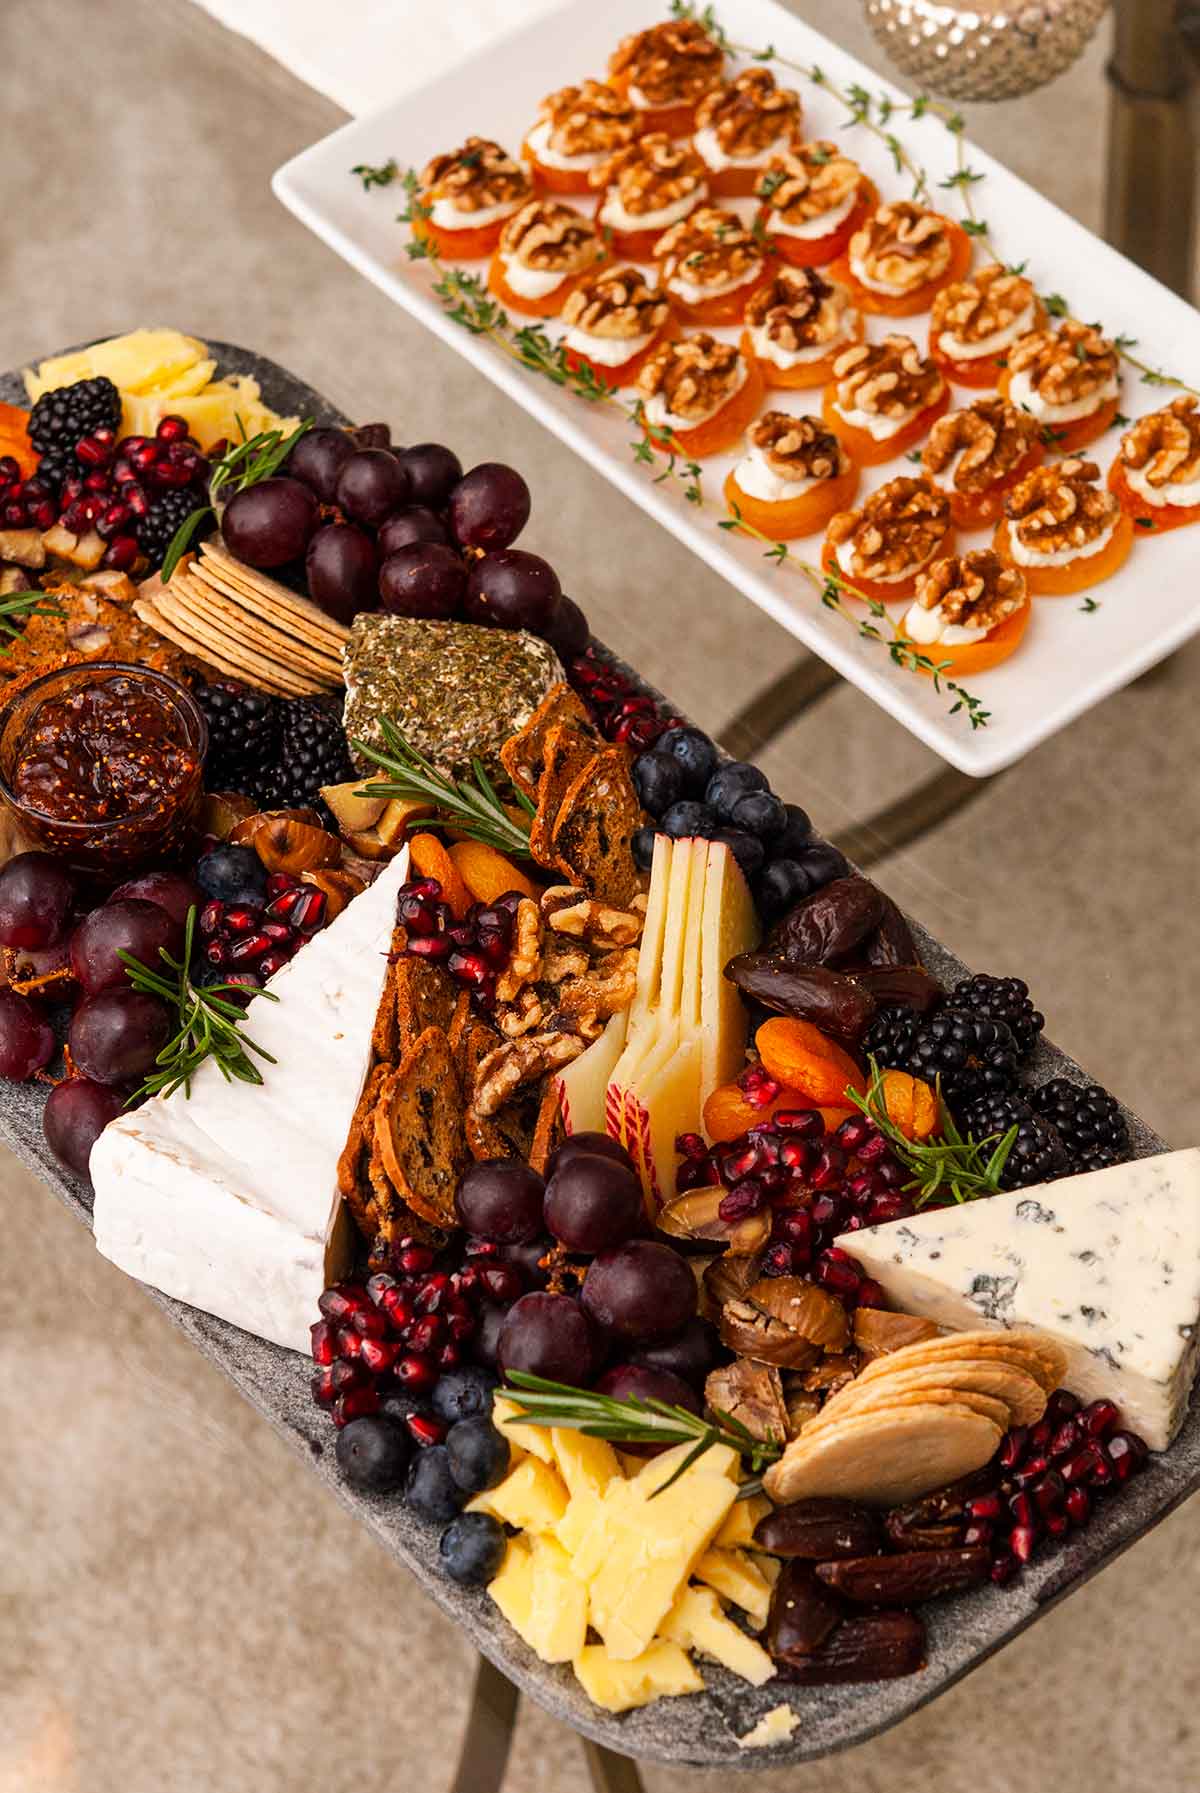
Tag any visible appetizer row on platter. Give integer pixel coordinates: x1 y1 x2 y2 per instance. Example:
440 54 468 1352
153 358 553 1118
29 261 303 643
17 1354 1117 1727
376 13 1200 678
4 335 1196 1739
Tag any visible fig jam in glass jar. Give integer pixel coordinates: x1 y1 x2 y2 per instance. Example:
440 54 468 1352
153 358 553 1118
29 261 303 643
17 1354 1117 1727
0 663 208 873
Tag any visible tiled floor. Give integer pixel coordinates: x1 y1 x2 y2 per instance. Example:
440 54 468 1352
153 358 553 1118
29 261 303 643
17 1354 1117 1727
3 2 1199 1788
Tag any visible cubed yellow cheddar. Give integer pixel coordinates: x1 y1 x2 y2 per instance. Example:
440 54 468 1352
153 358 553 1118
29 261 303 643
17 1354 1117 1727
573 1641 703 1713
492 1396 556 1465
551 1428 622 1501
694 1548 773 1627
714 1494 772 1550
467 1456 568 1533
660 1586 775 1687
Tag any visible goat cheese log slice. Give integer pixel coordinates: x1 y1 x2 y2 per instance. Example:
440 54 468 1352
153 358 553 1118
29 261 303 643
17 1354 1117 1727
836 1149 1200 1450
90 849 410 1354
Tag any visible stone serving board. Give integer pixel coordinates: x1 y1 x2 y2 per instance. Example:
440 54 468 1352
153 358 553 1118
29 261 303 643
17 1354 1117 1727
3 344 1195 1769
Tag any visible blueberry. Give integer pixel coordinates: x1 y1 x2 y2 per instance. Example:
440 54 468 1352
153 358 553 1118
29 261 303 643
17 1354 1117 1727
705 762 769 822
660 800 719 840
446 1415 511 1494
194 844 268 905
472 1303 506 1367
729 789 787 841
797 841 850 888
774 802 814 859
660 726 719 794
335 1416 410 1494
631 825 657 872
405 1443 466 1524
757 842 851 920
439 1511 507 1587
432 1366 497 1425
631 750 685 817
711 827 765 879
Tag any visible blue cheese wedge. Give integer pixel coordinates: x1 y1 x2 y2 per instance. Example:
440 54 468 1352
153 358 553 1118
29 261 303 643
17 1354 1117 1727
90 850 410 1354
836 1149 1200 1450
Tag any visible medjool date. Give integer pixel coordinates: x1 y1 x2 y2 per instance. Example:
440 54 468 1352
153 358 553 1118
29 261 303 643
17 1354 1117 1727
853 964 943 1013
725 955 876 1045
864 894 920 967
755 1498 883 1561
770 875 886 966
773 1611 926 1683
766 1560 846 1662
815 1547 991 1606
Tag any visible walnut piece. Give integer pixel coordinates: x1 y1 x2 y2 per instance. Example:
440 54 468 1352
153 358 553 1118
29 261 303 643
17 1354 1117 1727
827 476 951 581
499 199 601 274
922 396 1040 494
547 947 640 1036
591 132 707 215
849 200 952 294
693 67 801 156
913 549 1026 630
758 142 861 225
744 266 854 353
832 334 942 421
560 265 670 342
655 205 762 293
930 261 1037 348
495 987 545 1038
636 332 745 421
541 936 590 984
493 897 542 1005
1005 319 1118 406
421 136 530 214
609 18 724 108
541 887 644 949
534 79 641 156
705 1359 788 1444
747 410 846 481
471 1032 584 1117
1120 395 1200 488
1004 457 1118 551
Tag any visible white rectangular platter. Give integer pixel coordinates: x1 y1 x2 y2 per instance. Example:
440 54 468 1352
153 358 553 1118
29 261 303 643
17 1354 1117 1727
273 0 1200 775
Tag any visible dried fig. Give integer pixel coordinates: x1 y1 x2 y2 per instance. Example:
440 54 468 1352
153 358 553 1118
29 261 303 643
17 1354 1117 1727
658 1185 772 1254
725 955 877 1045
853 965 942 1013
864 895 920 968
766 1560 846 1663
769 876 886 967
754 1498 883 1561
816 1547 991 1606
774 1611 925 1683
705 1359 788 1444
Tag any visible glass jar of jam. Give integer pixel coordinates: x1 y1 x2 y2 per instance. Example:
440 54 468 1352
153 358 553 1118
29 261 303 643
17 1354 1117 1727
0 662 208 873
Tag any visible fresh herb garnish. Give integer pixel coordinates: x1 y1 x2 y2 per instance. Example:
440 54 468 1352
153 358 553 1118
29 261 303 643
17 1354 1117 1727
352 157 399 190
352 718 534 858
845 1058 1017 1208
1079 594 1102 612
160 418 314 583
118 906 278 1101
0 587 65 647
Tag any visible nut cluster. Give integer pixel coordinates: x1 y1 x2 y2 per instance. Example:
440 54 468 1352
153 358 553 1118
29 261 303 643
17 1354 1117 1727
534 79 642 156
758 142 861 225
828 477 951 580
1004 457 1118 551
744 267 853 352
914 550 1026 631
498 199 602 273
1006 319 1118 405
747 411 846 482
609 18 725 107
849 201 951 294
930 263 1037 347
560 264 670 341
833 335 943 421
636 332 744 420
421 136 531 213
1120 395 1200 488
656 206 762 291
591 132 707 215
922 397 1040 494
693 67 802 155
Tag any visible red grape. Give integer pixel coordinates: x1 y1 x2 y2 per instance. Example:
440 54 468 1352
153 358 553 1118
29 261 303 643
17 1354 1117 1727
449 463 530 550
544 1154 642 1254
0 852 77 948
546 1131 633 1177
68 989 171 1085
286 426 355 502
43 1077 125 1180
497 1292 596 1384
306 522 379 623
352 422 391 450
629 1318 719 1389
455 1161 545 1242
221 478 319 567
70 899 182 996
377 507 450 554
109 871 201 929
395 443 463 509
465 549 561 633
336 449 410 528
379 544 467 620
543 594 590 661
0 988 54 1080
581 1241 697 1342
596 1363 702 1416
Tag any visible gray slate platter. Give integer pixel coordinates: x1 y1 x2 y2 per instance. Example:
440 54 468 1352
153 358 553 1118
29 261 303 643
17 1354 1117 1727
3 343 1195 1768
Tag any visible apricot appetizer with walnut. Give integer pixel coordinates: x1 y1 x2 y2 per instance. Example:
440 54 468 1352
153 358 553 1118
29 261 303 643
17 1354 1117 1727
823 475 954 603
607 17 725 134
831 199 972 315
636 332 763 458
755 142 873 268
739 266 862 390
487 199 605 318
901 550 1031 676
822 334 949 466
692 68 803 195
1109 396 1200 532
725 411 859 541
995 456 1133 595
560 265 674 385
997 319 1120 454
929 262 1044 388
590 133 708 259
522 80 643 195
921 396 1043 529
653 206 766 325
415 136 533 259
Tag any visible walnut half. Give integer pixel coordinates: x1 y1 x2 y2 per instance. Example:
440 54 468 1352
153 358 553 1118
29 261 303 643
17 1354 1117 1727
757 142 861 226
1005 318 1118 407
693 67 801 157
922 396 1040 494
930 262 1038 349
498 199 601 275
655 205 762 293
827 476 951 581
744 266 853 354
746 410 846 482
608 18 724 108
913 550 1027 631
636 332 745 421
421 136 530 214
1120 395 1200 488
1004 457 1119 552
560 265 670 342
533 79 641 157
849 200 952 295
591 132 707 216
832 334 942 422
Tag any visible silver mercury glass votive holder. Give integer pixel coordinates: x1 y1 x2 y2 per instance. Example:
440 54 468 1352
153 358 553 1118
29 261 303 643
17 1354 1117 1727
861 0 1110 101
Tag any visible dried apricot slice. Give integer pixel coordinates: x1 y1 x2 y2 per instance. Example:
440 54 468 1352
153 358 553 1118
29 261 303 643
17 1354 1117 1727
408 832 473 920
756 1017 865 1108
879 1069 938 1142
449 839 539 905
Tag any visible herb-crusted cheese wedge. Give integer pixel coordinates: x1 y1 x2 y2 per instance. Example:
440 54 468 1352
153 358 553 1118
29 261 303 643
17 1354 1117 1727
836 1149 1200 1449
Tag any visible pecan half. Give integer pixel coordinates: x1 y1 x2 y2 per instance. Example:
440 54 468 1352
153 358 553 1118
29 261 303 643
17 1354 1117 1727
656 205 762 292
744 266 854 353
591 131 707 214
1120 394 1200 487
421 136 530 214
1004 457 1118 552
930 261 1037 347
636 331 745 420
560 264 670 341
849 200 952 293
832 334 942 422
609 18 724 108
534 79 641 157
922 395 1040 493
912 549 1026 632
827 476 950 581
746 410 846 482
1006 318 1118 406
498 199 601 274
758 142 861 225
693 67 801 156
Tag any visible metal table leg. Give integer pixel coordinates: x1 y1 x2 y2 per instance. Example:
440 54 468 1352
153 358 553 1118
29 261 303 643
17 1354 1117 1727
1105 0 1199 295
581 1737 648 1793
449 1656 519 1793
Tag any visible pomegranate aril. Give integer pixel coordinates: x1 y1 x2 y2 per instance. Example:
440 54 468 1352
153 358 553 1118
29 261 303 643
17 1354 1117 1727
75 434 113 468
1106 1430 1148 1481
967 1493 1004 1521
1080 1398 1119 1439
310 1319 336 1365
780 1209 813 1248
480 1263 523 1303
855 1278 887 1309
266 872 295 899
311 1366 339 1406
439 1343 464 1369
448 948 489 986
261 921 293 944
763 1243 798 1276
30 499 58 529
477 929 509 969
394 1354 437 1392
447 1312 476 1341
155 414 191 441
778 1135 815 1173
348 1303 387 1338
990 1552 1019 1585
204 940 230 967
1009 1524 1038 1563
258 949 290 978
1065 1485 1091 1525
228 932 272 963
1014 1454 1050 1489
815 1255 861 1297
292 889 326 931
318 1284 372 1322
865 1194 909 1226
1009 1491 1034 1529
125 486 149 517
1044 1512 1069 1538
398 1245 435 1274
1050 1419 1083 1460
1062 1445 1102 1485
0 455 19 485
1045 1389 1082 1423
104 535 139 571
335 1326 362 1359
1032 1470 1065 1514
1087 1449 1115 1489
719 1180 767 1221
415 1272 450 1311
333 1385 380 1427
998 1427 1029 1471
406 1413 446 1448
359 1336 397 1374
408 934 451 961
834 1114 874 1153
2 501 28 527
773 1108 825 1137
406 1315 443 1354
855 1131 892 1163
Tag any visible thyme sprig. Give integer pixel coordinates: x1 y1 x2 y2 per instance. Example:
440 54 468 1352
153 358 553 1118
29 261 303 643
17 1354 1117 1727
352 157 399 191
845 1058 1017 1207
0 587 65 646
352 717 534 857
160 418 315 582
118 906 279 1102
503 1370 780 1496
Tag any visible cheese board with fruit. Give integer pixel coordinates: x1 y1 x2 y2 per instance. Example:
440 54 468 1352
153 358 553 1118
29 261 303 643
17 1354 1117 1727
2 337 1198 1769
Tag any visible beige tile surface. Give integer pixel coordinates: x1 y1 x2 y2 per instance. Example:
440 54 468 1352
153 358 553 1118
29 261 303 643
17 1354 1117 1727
2 1 1199 1788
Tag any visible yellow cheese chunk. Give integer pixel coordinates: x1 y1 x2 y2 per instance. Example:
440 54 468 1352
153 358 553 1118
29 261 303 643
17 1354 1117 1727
551 1428 622 1501
736 1704 801 1750
714 1494 772 1550
660 1586 775 1686
574 1641 703 1713
752 1552 782 1587
554 1484 605 1559
693 1549 772 1627
630 1441 739 1487
467 1456 568 1533
488 1535 536 1643
527 1536 589 1663
492 1396 555 1464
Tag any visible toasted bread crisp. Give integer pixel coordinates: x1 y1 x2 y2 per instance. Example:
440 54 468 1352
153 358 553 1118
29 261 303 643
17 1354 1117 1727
529 724 604 867
394 952 461 1055
374 1027 469 1228
550 746 645 907
337 1062 388 1238
500 682 600 798
529 1078 565 1175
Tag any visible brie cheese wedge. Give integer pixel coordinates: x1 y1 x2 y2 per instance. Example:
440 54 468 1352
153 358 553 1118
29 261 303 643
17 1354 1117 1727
91 849 410 1354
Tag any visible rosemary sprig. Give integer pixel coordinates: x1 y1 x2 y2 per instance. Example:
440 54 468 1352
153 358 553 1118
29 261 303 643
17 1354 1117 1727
0 587 65 646
117 907 278 1102
352 717 534 858
161 418 314 583
845 1058 1017 1208
503 1370 780 1495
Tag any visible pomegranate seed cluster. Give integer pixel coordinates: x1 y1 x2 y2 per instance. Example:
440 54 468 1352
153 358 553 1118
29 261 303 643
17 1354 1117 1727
396 877 520 1009
569 648 683 753
197 871 328 988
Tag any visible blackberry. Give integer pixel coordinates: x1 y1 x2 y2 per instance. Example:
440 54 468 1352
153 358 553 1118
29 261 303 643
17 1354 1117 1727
30 444 76 496
960 1090 1071 1190
906 1009 1020 1105
260 696 355 811
194 680 281 802
951 973 1044 1058
28 376 121 455
136 484 209 570
1030 1077 1130 1173
862 1004 925 1070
